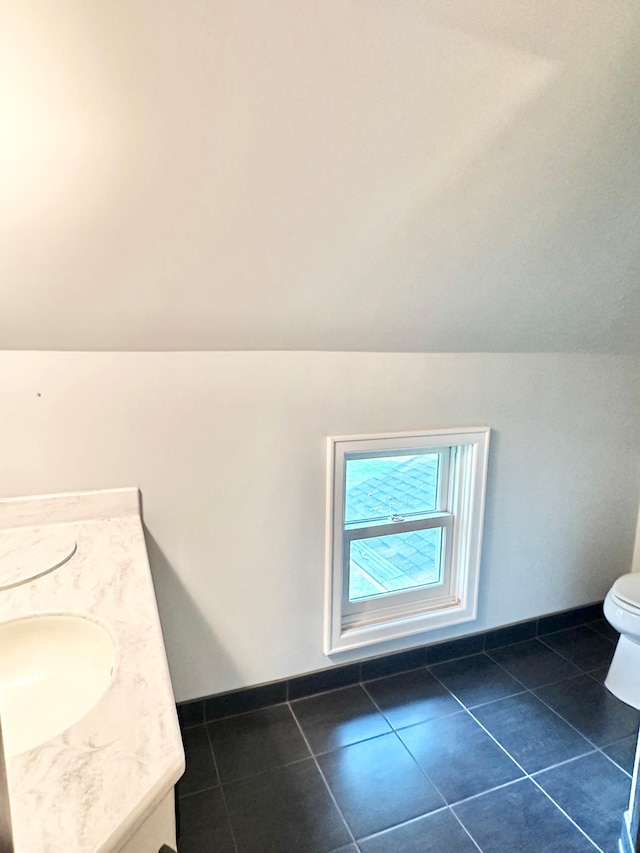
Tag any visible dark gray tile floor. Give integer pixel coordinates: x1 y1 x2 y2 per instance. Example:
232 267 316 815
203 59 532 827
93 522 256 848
177 619 638 852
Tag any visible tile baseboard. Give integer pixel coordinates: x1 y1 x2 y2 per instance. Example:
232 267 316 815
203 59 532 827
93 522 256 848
177 601 605 728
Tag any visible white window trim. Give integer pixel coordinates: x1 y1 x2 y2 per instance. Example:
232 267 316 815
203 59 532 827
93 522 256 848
324 427 490 655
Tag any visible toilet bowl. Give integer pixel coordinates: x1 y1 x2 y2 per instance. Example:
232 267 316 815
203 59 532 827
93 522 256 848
604 573 640 709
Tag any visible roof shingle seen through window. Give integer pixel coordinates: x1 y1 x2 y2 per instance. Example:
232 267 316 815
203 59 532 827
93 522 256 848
345 455 442 601
345 455 439 524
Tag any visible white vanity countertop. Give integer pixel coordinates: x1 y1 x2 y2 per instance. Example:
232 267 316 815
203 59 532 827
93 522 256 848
0 488 185 853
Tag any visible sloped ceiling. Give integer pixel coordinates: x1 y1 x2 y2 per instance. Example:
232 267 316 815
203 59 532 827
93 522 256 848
1 0 639 352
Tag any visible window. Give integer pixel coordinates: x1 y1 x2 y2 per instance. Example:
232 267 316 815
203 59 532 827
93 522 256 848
324 427 490 654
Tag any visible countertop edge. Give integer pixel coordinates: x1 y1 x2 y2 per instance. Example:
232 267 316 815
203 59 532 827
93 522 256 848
1 490 185 852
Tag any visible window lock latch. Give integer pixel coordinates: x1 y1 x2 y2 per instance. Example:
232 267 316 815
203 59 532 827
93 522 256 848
390 514 404 522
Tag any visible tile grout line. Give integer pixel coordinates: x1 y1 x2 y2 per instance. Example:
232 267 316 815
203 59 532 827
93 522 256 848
527 749 601 779
535 631 615 672
585 669 608 684
527 777 604 853
598 746 634 779
464 706 604 851
355 805 484 853
584 622 617 643
359 664 428 687
449 776 534 809
428 637 608 755
290 678 481 842
483 640 583 685
290 664 433 705
360 680 459 808
426 666 606 852
461 688 529 711
293 676 545 852
444 749 624 812
422 649 485 669
536 632 584 663
361 676 492 852
177 782 219 800
184 653 597 729
449 807 484 852
179 616 619 850
223 636 613 814
424 650 545 714
202 753 322 786
530 684 605 751
427 666 531 779
185 668 631 828
521 655 636 763
177 617 610 725
460 650 533 694
286 701 360 851
176 608 607 720
586 620 608 633
471 648 622 761
204 699 291 726
360 676 466 732
292 680 367 704
459 691 598 789
204 724 240 853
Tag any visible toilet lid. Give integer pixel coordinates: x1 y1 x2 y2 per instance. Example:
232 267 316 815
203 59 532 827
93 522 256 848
611 573 640 610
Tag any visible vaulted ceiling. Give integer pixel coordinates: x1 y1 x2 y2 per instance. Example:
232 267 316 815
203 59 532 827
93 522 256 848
1 0 639 351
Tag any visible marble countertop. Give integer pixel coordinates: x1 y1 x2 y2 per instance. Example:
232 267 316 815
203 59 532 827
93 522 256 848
0 488 184 852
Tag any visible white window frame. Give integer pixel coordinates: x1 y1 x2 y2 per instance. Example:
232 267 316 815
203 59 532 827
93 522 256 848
324 427 490 655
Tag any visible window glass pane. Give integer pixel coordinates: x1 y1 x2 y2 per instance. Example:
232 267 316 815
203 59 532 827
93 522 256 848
344 453 440 525
348 527 443 602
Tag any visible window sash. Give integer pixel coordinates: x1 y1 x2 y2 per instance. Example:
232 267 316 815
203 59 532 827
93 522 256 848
345 512 451 541
342 514 454 617
343 446 450 527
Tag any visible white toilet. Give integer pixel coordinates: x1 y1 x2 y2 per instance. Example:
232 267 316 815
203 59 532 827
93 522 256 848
604 573 640 709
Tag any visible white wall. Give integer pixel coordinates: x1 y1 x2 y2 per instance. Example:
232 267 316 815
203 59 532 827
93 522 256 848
631 509 640 574
1 0 639 352
1 351 638 701
1 3 640 703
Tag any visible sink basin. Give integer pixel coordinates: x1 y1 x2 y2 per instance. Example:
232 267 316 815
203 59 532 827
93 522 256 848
0 614 115 757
